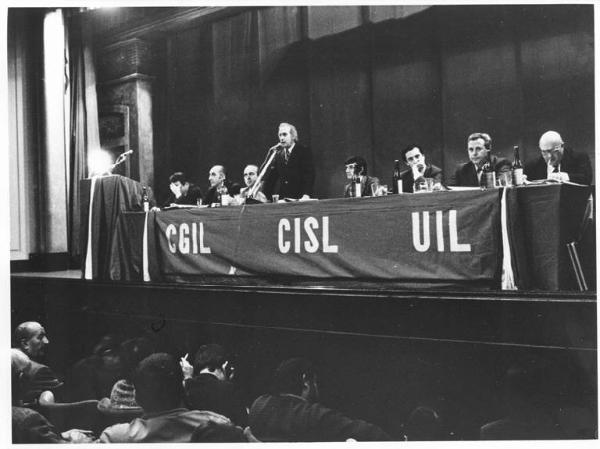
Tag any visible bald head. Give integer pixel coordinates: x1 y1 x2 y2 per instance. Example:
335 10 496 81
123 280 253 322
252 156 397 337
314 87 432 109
14 321 49 360
539 130 564 166
209 165 226 188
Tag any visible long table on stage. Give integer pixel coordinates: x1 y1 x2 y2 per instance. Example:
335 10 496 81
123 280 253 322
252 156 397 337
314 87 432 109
95 183 593 291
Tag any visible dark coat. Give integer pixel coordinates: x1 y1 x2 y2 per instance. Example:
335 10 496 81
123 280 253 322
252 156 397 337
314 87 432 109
202 180 241 205
450 155 512 187
184 373 248 426
524 147 593 185
399 164 443 193
12 407 64 443
263 143 315 200
344 175 378 198
248 394 390 442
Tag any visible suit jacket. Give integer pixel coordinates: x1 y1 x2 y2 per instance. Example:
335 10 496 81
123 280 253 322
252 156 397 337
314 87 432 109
249 394 390 442
202 180 241 205
184 373 248 426
22 361 64 405
399 164 443 193
12 406 64 443
524 147 593 185
263 143 315 200
450 155 511 187
344 175 377 198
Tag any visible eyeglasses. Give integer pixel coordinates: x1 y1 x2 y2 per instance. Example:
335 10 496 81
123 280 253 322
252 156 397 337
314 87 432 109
540 145 562 155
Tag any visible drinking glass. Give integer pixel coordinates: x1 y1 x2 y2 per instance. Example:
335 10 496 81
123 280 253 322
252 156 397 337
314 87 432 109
370 179 380 196
272 194 280 203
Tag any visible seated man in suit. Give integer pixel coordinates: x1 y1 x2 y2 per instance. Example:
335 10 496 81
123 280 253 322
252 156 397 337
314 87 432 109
343 156 377 197
202 165 241 206
524 130 592 185
450 133 511 186
399 145 443 193
248 357 390 442
99 353 235 443
12 350 91 443
162 172 203 208
180 343 248 426
239 164 268 203
262 122 315 201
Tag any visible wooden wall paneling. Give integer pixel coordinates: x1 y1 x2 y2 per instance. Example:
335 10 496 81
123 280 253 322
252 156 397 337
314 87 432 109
438 6 523 178
517 5 594 172
209 11 260 186
164 25 214 193
254 6 309 161
308 28 372 199
371 9 444 184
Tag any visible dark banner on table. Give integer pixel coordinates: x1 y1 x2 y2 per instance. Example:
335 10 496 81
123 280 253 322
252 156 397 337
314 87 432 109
150 189 502 282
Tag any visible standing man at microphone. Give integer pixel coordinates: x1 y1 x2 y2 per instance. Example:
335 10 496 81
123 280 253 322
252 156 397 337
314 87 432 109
262 122 315 201
399 144 443 193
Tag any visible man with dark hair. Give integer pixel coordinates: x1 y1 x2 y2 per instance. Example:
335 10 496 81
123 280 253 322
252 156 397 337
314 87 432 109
262 122 315 201
202 165 241 206
399 145 443 193
240 164 268 203
248 357 390 441
524 130 592 185
162 172 203 207
99 353 234 443
343 156 378 197
14 321 50 362
180 344 248 426
450 133 511 186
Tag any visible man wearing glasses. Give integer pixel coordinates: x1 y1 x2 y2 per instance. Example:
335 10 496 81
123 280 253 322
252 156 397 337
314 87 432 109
525 130 592 185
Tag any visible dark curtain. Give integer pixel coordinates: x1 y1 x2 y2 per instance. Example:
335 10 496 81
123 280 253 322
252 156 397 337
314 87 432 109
159 5 594 201
67 11 100 260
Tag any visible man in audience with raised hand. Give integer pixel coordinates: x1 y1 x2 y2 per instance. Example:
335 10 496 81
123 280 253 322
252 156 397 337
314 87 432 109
180 343 248 426
99 353 235 443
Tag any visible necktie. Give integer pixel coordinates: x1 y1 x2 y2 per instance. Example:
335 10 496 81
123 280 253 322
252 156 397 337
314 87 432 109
284 148 290 163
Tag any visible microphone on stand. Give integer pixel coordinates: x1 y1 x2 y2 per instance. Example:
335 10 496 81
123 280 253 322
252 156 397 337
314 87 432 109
109 149 134 174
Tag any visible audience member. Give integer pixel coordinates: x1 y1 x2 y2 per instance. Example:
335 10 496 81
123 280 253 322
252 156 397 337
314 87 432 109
240 164 268 203
343 156 377 197
97 337 155 419
403 406 443 441
263 122 315 201
12 349 91 443
248 357 390 441
99 353 233 443
180 343 248 426
480 363 562 440
14 321 50 362
190 421 247 442
399 145 443 193
524 130 592 185
66 334 122 401
450 133 511 186
162 172 204 207
203 165 241 205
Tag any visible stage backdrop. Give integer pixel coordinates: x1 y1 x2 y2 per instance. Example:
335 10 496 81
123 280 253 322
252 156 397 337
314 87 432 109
145 4 593 204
